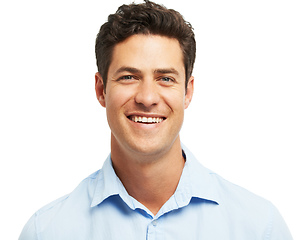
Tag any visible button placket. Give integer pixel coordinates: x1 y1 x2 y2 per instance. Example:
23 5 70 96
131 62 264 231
146 219 159 240
152 220 157 226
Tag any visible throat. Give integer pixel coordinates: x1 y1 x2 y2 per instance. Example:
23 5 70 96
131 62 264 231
112 154 185 216
110 135 185 216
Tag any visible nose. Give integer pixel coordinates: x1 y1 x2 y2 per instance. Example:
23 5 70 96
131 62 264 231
134 80 160 108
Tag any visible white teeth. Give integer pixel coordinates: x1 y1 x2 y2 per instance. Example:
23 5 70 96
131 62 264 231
130 116 164 123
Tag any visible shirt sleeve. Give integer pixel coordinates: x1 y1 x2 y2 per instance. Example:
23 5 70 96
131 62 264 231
19 214 37 240
264 204 293 240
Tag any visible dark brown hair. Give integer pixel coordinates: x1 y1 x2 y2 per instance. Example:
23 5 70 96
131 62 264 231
95 0 196 89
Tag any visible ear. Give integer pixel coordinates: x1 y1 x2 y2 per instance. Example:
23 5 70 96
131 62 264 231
184 76 194 109
95 72 106 107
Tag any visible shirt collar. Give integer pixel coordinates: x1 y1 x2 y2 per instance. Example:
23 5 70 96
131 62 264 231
91 144 221 208
178 143 221 205
91 155 127 208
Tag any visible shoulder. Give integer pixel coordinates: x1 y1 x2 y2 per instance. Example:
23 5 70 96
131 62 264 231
212 172 270 205
209 171 273 216
184 147 272 211
19 170 101 239
206 171 292 239
38 170 100 215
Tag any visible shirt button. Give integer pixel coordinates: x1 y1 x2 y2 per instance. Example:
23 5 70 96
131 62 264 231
152 220 157 226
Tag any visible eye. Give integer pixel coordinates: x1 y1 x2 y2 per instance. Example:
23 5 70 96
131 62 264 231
158 76 175 85
117 75 139 83
120 75 134 80
161 77 172 82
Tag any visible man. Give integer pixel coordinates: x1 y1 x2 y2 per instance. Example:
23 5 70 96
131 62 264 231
19 1 292 239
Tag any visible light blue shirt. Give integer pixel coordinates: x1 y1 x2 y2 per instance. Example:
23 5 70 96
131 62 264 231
19 145 292 239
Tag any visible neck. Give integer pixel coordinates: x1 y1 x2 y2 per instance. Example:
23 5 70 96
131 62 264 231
110 136 185 215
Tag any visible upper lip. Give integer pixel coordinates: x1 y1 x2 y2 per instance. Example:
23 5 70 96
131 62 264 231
126 112 167 119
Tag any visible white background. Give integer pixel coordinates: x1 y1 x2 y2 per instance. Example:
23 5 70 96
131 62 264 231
0 0 305 239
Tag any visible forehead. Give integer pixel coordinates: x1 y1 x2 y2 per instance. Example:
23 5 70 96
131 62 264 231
109 34 185 75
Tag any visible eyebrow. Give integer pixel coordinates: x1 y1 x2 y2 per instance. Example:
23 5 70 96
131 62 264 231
115 67 141 75
154 68 180 76
114 66 180 76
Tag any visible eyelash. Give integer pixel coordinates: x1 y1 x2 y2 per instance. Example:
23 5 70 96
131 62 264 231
117 75 175 84
160 77 174 82
118 75 137 81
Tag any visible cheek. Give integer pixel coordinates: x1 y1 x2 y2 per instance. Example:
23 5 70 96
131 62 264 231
162 89 186 112
105 86 134 115
105 91 127 132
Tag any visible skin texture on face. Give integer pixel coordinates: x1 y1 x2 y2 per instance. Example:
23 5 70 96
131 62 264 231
95 34 194 215
95 34 194 164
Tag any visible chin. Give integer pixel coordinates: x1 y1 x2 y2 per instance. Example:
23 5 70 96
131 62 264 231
127 136 178 159
130 142 163 156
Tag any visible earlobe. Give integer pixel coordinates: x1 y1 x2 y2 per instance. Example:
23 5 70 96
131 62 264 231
184 76 194 109
95 72 106 107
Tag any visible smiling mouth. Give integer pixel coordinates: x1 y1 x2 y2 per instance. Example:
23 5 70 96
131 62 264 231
128 116 166 124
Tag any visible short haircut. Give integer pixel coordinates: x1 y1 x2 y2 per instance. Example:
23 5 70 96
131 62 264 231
95 0 196 90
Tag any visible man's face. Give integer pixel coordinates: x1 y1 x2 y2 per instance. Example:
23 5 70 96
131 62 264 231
95 34 194 158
